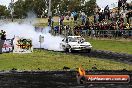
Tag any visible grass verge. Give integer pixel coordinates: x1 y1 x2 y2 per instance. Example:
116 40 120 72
0 50 132 71
86 38 132 54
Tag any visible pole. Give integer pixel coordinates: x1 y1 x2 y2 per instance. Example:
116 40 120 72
48 0 51 17
48 0 53 34
11 13 13 22
39 35 41 49
10 0 14 22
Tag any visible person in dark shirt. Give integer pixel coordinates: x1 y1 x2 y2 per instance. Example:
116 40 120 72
1 31 6 40
126 11 132 24
0 30 3 37
48 16 52 27
118 0 122 10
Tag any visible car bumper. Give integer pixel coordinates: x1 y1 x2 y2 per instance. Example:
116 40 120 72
71 46 92 51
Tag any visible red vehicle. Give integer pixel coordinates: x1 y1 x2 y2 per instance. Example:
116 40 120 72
2 39 13 53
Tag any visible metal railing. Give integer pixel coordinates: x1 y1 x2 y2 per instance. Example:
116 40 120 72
75 30 132 38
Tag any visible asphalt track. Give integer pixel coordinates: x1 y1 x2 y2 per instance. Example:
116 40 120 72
0 70 131 88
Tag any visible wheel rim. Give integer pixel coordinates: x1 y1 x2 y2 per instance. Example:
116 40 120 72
68 48 72 53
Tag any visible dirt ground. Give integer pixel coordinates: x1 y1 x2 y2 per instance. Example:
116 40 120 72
0 70 131 88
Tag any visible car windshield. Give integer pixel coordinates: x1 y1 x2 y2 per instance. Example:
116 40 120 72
69 37 85 42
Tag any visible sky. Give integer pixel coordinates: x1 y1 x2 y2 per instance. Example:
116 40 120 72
97 0 131 9
0 0 18 7
0 0 131 9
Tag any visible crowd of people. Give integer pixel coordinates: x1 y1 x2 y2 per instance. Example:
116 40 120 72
80 0 131 38
94 0 131 27
0 30 6 54
47 0 132 38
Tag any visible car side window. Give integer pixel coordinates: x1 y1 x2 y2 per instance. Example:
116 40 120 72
62 39 65 42
66 38 68 43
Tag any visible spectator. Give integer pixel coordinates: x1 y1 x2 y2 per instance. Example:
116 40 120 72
81 12 86 25
66 15 70 21
122 0 127 4
99 10 105 22
48 16 52 27
110 11 116 22
71 12 74 21
54 26 59 34
0 30 3 38
126 11 132 25
85 18 90 27
1 31 6 40
104 5 110 20
126 3 132 11
95 13 99 23
90 24 95 37
118 0 122 10
60 15 64 27
72 11 78 24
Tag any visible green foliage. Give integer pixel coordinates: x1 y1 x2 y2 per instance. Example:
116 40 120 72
0 0 96 18
13 0 26 18
0 5 10 18
84 0 96 16
13 0 46 18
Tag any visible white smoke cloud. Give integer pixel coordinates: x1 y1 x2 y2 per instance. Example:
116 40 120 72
24 11 37 25
43 33 64 51
0 22 64 51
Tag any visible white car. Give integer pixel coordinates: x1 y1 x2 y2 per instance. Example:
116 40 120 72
60 36 92 53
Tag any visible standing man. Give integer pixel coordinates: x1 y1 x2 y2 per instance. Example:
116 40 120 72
0 30 6 54
81 12 86 25
72 11 78 24
48 16 52 27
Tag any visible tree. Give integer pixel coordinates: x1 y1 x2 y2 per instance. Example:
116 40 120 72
33 0 46 17
13 0 26 18
10 0 96 18
13 0 47 18
0 5 10 18
82 0 96 16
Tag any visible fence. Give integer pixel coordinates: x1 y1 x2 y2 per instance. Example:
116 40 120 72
77 30 132 39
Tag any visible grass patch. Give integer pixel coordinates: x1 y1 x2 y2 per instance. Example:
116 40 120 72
0 50 131 71
85 38 132 54
35 17 73 27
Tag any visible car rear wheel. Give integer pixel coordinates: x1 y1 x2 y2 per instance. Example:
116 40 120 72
66 46 73 53
68 48 72 53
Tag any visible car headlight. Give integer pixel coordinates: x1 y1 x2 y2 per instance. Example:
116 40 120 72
85 45 91 47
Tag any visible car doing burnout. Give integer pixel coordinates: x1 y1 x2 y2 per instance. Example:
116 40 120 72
60 36 92 53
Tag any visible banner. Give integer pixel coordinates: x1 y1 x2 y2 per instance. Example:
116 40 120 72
2 39 13 52
13 36 33 53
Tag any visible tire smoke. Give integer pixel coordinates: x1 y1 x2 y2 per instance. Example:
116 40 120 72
0 22 64 51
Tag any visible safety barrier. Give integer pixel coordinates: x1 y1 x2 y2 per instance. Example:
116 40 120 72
75 30 132 38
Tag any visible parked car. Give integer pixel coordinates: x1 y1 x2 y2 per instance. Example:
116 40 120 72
60 36 92 53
